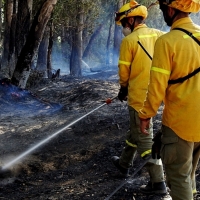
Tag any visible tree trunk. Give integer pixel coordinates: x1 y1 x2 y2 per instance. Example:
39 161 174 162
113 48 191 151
11 0 57 88
36 26 50 78
8 0 17 76
47 20 53 78
0 0 13 78
113 0 124 65
106 19 112 65
0 0 2 41
15 0 32 59
70 29 82 76
0 0 2 68
70 3 83 77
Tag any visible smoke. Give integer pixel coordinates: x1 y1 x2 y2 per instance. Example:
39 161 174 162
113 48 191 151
0 80 62 118
52 41 70 76
52 40 118 78
190 13 200 25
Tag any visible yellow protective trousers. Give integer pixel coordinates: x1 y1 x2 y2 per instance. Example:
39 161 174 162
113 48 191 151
161 125 200 200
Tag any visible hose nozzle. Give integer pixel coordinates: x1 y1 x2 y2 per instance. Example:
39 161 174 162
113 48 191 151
105 96 118 104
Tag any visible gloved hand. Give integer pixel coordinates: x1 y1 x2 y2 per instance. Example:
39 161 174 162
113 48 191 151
118 86 128 102
152 130 162 159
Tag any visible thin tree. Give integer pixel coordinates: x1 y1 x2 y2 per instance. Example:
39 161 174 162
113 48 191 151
47 19 54 78
70 0 83 77
82 24 103 59
0 0 13 78
36 26 50 78
0 0 2 41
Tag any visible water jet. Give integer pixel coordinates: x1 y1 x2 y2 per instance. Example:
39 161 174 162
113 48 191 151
1 96 117 172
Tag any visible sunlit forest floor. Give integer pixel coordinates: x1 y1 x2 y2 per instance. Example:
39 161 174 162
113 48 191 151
0 70 199 200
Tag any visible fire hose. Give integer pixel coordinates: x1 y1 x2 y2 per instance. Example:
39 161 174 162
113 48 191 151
104 155 151 200
0 96 118 175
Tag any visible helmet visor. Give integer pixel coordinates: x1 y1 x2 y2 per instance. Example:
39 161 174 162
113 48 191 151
158 0 175 6
115 12 124 22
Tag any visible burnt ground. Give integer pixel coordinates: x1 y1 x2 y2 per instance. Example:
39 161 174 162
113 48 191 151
0 72 200 200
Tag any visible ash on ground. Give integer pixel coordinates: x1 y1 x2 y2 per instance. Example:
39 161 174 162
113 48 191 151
0 71 199 200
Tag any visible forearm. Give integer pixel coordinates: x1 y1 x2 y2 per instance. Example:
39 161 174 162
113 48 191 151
139 82 165 119
118 65 130 87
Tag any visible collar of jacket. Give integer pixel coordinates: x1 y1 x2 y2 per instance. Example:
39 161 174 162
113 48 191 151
134 24 147 31
171 16 193 30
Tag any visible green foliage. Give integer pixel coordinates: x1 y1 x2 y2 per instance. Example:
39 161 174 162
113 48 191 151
52 0 101 36
49 0 121 65
30 0 200 70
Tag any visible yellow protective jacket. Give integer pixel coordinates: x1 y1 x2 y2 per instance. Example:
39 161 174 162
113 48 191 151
138 17 200 142
118 24 164 112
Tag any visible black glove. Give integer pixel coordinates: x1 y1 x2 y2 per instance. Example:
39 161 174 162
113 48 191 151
152 130 162 159
118 86 128 102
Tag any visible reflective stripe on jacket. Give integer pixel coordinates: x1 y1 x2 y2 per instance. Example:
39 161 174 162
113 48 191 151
118 24 164 111
139 17 200 142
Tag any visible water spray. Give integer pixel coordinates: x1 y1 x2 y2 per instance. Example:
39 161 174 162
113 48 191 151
0 96 117 177
81 60 90 69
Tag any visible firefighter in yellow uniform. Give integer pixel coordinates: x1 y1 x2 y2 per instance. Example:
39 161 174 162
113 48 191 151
111 0 167 194
139 0 200 199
